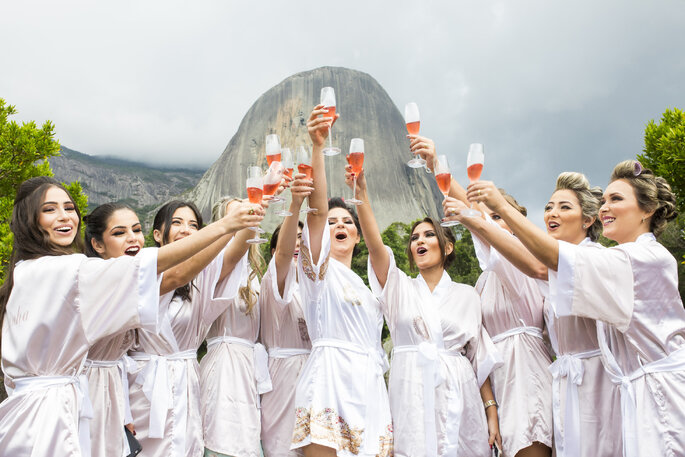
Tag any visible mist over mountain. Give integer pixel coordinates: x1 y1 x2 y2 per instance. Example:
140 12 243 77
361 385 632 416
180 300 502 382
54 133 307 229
187 66 444 231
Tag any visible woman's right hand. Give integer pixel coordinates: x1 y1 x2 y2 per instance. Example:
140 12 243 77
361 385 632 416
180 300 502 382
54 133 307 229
344 164 367 195
289 172 314 205
307 104 339 147
223 199 264 230
409 135 436 172
442 196 469 223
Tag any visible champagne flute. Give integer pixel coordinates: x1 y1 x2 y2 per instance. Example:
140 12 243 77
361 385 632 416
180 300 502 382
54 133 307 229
266 134 281 166
276 147 294 216
346 138 364 206
245 166 268 244
405 102 426 168
462 143 484 217
263 161 284 203
296 146 317 214
435 155 460 227
320 87 341 156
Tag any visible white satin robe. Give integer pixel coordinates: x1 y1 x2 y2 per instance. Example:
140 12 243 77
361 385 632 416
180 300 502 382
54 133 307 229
537 237 622 457
200 254 264 457
550 232 685 457
369 247 502 457
471 228 554 456
85 330 137 457
0 249 160 457
127 249 241 457
259 258 311 457
291 220 392 457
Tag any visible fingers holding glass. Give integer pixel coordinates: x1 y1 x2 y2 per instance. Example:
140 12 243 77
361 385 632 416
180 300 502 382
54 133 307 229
435 155 460 227
462 143 484 217
405 102 426 168
320 87 341 156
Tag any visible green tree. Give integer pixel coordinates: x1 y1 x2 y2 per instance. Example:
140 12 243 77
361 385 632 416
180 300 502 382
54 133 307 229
638 107 685 299
0 98 88 284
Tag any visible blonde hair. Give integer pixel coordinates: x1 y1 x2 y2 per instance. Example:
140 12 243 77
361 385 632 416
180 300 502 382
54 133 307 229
554 172 603 241
498 188 527 216
212 196 265 314
610 160 677 237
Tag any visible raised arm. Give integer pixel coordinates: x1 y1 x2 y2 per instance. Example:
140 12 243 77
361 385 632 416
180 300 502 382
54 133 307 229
346 166 390 288
467 180 560 270
442 197 549 279
306 104 338 263
274 173 313 295
156 200 264 277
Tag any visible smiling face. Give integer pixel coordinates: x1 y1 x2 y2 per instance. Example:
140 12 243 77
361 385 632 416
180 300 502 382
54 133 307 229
38 186 80 247
154 206 200 246
409 221 453 272
600 179 652 244
543 189 591 244
91 208 144 259
328 206 360 261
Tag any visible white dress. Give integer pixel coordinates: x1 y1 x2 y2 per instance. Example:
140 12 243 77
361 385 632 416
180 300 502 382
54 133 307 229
0 250 160 457
369 247 502 457
200 254 267 457
127 249 241 457
471 226 554 456
291 220 392 457
549 232 685 457
538 238 623 457
260 258 311 457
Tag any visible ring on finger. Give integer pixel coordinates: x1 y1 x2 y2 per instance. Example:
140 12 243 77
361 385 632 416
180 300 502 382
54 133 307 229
248 208 255 215
478 190 482 196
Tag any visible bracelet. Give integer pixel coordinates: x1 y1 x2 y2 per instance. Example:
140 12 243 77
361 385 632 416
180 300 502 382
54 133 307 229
483 400 498 410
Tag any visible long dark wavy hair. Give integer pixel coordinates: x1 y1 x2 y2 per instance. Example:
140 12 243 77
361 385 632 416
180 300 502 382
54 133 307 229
0 177 84 327
152 200 204 301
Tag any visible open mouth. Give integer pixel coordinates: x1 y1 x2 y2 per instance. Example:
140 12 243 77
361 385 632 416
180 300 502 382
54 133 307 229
547 221 560 229
416 246 428 255
55 226 72 234
293 249 299 259
334 232 348 241
602 216 615 226
124 246 141 256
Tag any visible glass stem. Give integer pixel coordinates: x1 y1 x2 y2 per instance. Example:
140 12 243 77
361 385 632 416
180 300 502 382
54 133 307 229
353 175 357 201
328 126 332 150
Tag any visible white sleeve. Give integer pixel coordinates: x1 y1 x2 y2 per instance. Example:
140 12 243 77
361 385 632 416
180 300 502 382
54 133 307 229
548 241 634 331
79 248 162 344
367 245 408 319
297 218 331 303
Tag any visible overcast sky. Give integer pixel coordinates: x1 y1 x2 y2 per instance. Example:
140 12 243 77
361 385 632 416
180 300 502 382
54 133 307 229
2 0 684 225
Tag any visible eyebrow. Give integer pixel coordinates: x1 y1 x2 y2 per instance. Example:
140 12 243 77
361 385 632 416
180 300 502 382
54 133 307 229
41 201 73 206
547 200 575 205
171 217 198 223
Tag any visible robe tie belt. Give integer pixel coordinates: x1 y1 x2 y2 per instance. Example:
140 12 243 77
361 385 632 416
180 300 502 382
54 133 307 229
548 348 601 457
206 336 273 395
393 342 465 457
12 374 94 457
490 325 543 344
268 347 312 358
129 349 197 457
600 344 685 457
85 355 138 455
312 338 389 455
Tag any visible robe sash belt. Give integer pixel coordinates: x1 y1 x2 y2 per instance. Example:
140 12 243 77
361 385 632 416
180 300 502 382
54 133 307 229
491 326 543 344
596 322 685 457
130 349 196 457
12 374 94 457
206 336 273 395
268 347 311 358
393 342 464 457
548 348 601 457
312 338 389 455
85 355 138 455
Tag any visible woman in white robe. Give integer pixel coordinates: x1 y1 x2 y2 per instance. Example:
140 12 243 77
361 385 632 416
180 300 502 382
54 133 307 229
260 218 311 457
0 177 263 457
290 106 392 457
468 160 685 457
346 161 502 455
200 196 269 457
127 199 263 457
82 202 149 457
444 171 622 457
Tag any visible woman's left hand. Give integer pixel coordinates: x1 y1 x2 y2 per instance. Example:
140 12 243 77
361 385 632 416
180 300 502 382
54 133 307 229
486 411 503 452
442 196 469 222
344 164 367 194
408 135 436 172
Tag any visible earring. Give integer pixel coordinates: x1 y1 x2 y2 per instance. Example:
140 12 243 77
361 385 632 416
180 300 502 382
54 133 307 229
582 224 587 229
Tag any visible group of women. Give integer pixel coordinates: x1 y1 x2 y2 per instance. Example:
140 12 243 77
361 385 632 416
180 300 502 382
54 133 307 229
0 101 682 457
